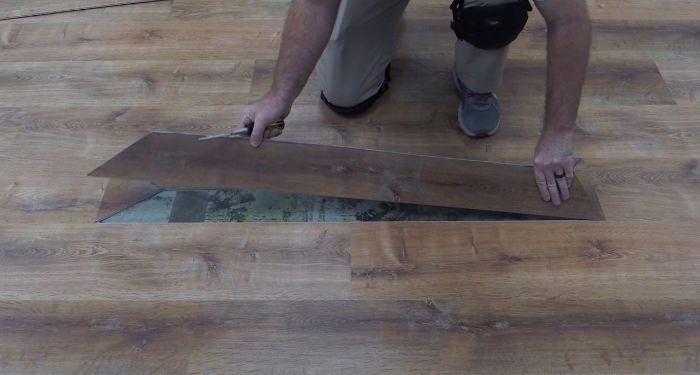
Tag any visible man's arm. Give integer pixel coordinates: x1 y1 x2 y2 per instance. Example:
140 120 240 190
532 0 592 206
241 0 341 147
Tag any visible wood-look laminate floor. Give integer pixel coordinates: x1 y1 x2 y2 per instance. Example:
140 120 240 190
0 0 699 373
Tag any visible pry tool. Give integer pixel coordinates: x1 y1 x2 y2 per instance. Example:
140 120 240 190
198 119 285 141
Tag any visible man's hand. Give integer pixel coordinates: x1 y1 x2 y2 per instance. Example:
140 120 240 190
531 0 590 206
534 130 574 206
240 93 292 147
239 0 340 148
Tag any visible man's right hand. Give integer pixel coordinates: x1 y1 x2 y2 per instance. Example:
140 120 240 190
239 93 292 147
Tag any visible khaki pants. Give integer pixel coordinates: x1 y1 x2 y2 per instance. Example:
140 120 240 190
316 0 519 107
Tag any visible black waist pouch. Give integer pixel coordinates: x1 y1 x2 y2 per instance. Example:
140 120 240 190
450 0 532 50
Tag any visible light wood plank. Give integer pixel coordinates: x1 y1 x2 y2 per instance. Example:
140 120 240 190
0 224 351 300
0 0 163 20
0 299 698 374
351 222 700 301
0 60 254 106
0 221 698 373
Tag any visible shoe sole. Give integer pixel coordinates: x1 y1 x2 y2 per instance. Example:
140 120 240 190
452 69 500 138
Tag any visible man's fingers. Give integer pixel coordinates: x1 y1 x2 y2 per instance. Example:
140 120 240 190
545 172 561 206
249 117 271 147
565 164 575 188
556 169 570 201
534 168 550 202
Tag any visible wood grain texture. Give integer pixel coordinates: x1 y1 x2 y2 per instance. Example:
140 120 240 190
1 299 698 374
0 224 351 300
89 132 605 220
351 222 700 301
0 0 163 20
0 221 698 373
0 60 254 106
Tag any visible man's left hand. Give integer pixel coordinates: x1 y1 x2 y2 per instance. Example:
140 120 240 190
533 130 575 206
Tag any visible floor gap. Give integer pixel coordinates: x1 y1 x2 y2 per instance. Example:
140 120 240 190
103 188 563 223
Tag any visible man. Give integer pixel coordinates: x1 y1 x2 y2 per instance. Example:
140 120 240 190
238 0 592 207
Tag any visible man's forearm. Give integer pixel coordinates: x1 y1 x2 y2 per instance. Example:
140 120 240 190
543 14 592 135
270 0 341 104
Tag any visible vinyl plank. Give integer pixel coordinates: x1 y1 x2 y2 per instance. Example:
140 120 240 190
0 175 104 224
578 158 700 221
0 60 254 107
0 299 698 374
0 0 163 20
0 224 351 300
88 132 604 220
351 221 700 301
0 21 283 62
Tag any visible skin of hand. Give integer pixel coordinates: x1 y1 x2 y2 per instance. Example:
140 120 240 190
534 129 574 206
532 0 592 206
242 0 341 147
240 93 291 147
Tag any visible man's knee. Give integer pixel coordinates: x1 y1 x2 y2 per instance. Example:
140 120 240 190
320 64 392 116
320 85 367 108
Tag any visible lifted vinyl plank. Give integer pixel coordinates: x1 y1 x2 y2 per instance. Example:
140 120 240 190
88 132 605 220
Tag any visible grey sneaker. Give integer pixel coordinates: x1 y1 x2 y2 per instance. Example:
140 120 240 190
452 68 501 138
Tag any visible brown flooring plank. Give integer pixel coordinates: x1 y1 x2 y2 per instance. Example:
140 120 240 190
0 60 254 107
0 224 351 300
0 0 163 20
351 222 700 302
0 220 699 373
0 174 104 224
0 299 698 374
88 132 604 220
